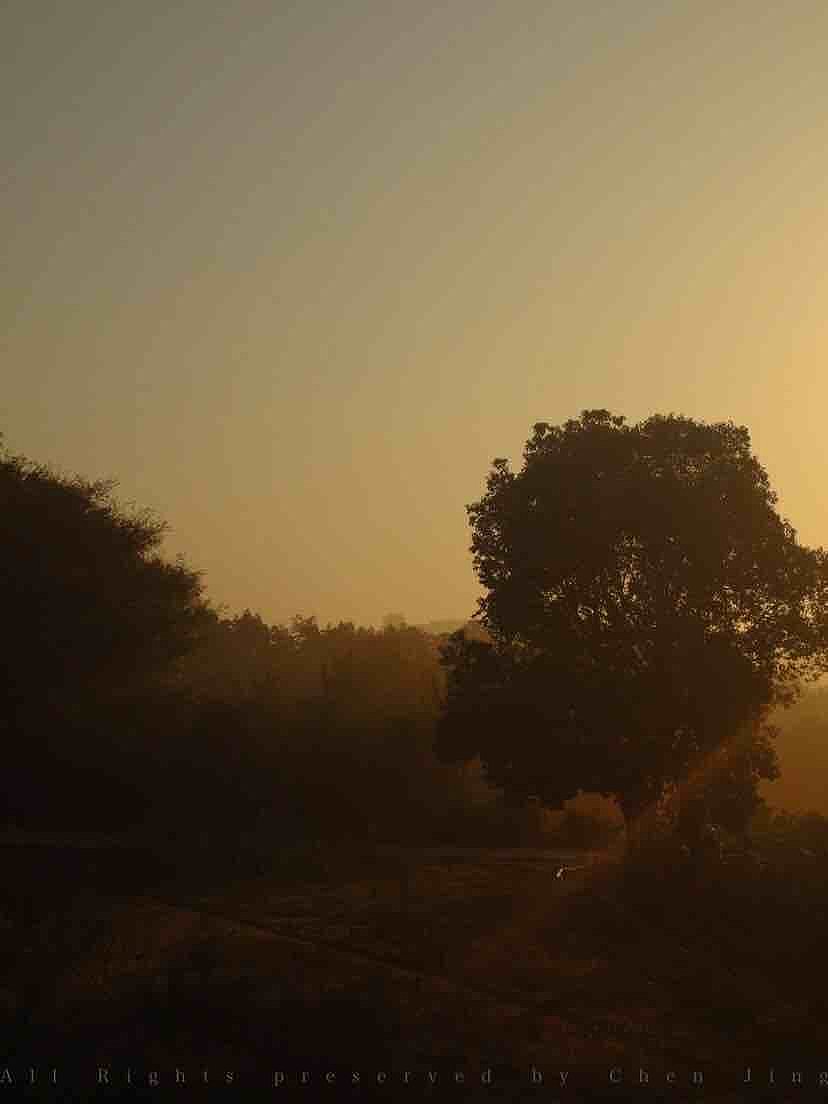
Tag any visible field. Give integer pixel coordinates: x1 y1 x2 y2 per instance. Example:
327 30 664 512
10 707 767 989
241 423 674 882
3 834 826 1101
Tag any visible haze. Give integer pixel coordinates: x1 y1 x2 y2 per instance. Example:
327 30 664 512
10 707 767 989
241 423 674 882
4 0 828 626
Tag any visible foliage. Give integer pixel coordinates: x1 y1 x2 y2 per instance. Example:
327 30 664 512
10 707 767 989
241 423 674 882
650 719 781 849
174 614 492 842
0 438 215 827
0 441 211 706
554 806 624 848
0 433 495 839
436 410 828 824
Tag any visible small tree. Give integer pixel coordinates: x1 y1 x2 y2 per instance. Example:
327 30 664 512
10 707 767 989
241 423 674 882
436 411 828 837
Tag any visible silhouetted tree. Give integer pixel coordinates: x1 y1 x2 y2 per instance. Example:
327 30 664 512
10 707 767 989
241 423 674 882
0 437 213 826
436 411 828 836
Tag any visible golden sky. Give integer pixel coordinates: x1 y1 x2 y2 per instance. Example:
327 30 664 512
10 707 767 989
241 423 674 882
4 1 828 626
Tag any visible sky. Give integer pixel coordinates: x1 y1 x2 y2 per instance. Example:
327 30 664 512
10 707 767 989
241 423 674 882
4 0 828 628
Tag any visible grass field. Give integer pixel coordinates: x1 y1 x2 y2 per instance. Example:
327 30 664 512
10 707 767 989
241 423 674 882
2 835 824 1100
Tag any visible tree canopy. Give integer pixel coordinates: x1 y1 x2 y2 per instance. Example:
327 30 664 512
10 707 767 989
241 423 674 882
0 439 211 709
0 438 215 827
435 410 828 826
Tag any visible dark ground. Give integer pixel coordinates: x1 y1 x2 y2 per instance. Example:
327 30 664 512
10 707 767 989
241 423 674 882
1 834 824 1102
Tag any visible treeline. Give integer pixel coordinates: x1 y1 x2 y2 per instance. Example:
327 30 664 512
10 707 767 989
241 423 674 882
11 428 823 854
158 611 496 843
1 437 511 845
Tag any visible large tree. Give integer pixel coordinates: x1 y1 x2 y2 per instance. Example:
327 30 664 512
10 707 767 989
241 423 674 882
0 437 214 826
435 410 828 832
0 441 211 703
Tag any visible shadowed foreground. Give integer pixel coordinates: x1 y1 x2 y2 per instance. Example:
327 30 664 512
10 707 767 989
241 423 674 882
2 835 823 1101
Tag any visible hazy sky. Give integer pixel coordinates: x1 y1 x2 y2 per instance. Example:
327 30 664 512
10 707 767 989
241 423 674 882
4 1 828 627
